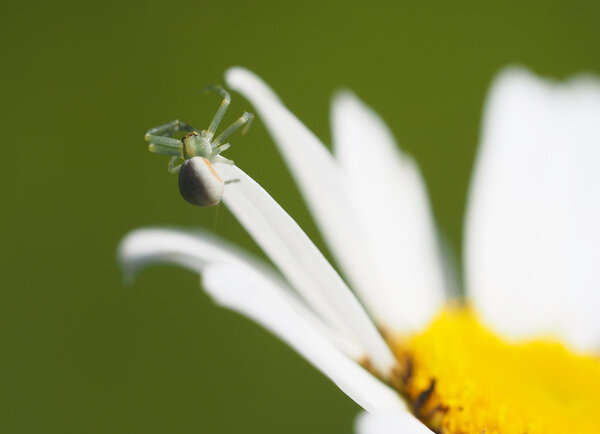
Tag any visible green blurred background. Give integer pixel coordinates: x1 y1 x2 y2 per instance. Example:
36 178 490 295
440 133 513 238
1 0 598 432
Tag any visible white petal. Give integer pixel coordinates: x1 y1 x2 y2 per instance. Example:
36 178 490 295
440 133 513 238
355 411 433 434
217 163 397 375
118 227 364 359
119 227 269 278
332 92 446 333
225 67 382 328
465 67 600 351
203 263 407 414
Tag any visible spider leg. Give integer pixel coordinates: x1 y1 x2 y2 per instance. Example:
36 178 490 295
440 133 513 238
168 156 183 173
145 119 194 155
214 154 234 165
213 112 254 146
145 119 195 138
146 135 181 148
148 143 181 157
204 85 231 141
211 143 230 158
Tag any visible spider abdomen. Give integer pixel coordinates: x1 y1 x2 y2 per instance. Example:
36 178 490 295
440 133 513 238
178 157 224 207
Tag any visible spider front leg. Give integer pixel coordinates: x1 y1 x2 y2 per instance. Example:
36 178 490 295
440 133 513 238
213 112 254 146
211 143 230 157
146 119 196 138
145 119 196 149
204 85 232 141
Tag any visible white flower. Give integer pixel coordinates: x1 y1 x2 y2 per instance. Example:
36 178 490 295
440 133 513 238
119 67 600 433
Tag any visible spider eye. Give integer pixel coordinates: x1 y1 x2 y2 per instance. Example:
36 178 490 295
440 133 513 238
178 157 224 207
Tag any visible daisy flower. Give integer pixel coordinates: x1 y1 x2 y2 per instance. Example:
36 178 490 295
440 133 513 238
119 67 600 433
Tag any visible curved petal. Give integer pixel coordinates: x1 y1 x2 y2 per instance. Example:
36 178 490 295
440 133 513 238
216 163 397 375
225 67 382 328
118 228 363 359
355 411 433 434
465 67 600 351
332 91 446 333
203 263 407 414
119 227 271 279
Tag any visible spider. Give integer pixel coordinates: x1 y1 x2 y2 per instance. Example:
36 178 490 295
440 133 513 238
145 85 253 207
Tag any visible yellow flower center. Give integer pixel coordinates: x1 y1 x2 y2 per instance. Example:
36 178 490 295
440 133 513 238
392 306 600 433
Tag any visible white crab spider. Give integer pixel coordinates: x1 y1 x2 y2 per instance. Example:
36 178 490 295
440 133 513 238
145 85 253 207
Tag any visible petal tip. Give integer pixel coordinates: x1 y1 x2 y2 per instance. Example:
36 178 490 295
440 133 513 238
224 66 279 103
224 66 252 87
116 229 148 282
332 88 359 106
487 65 538 96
